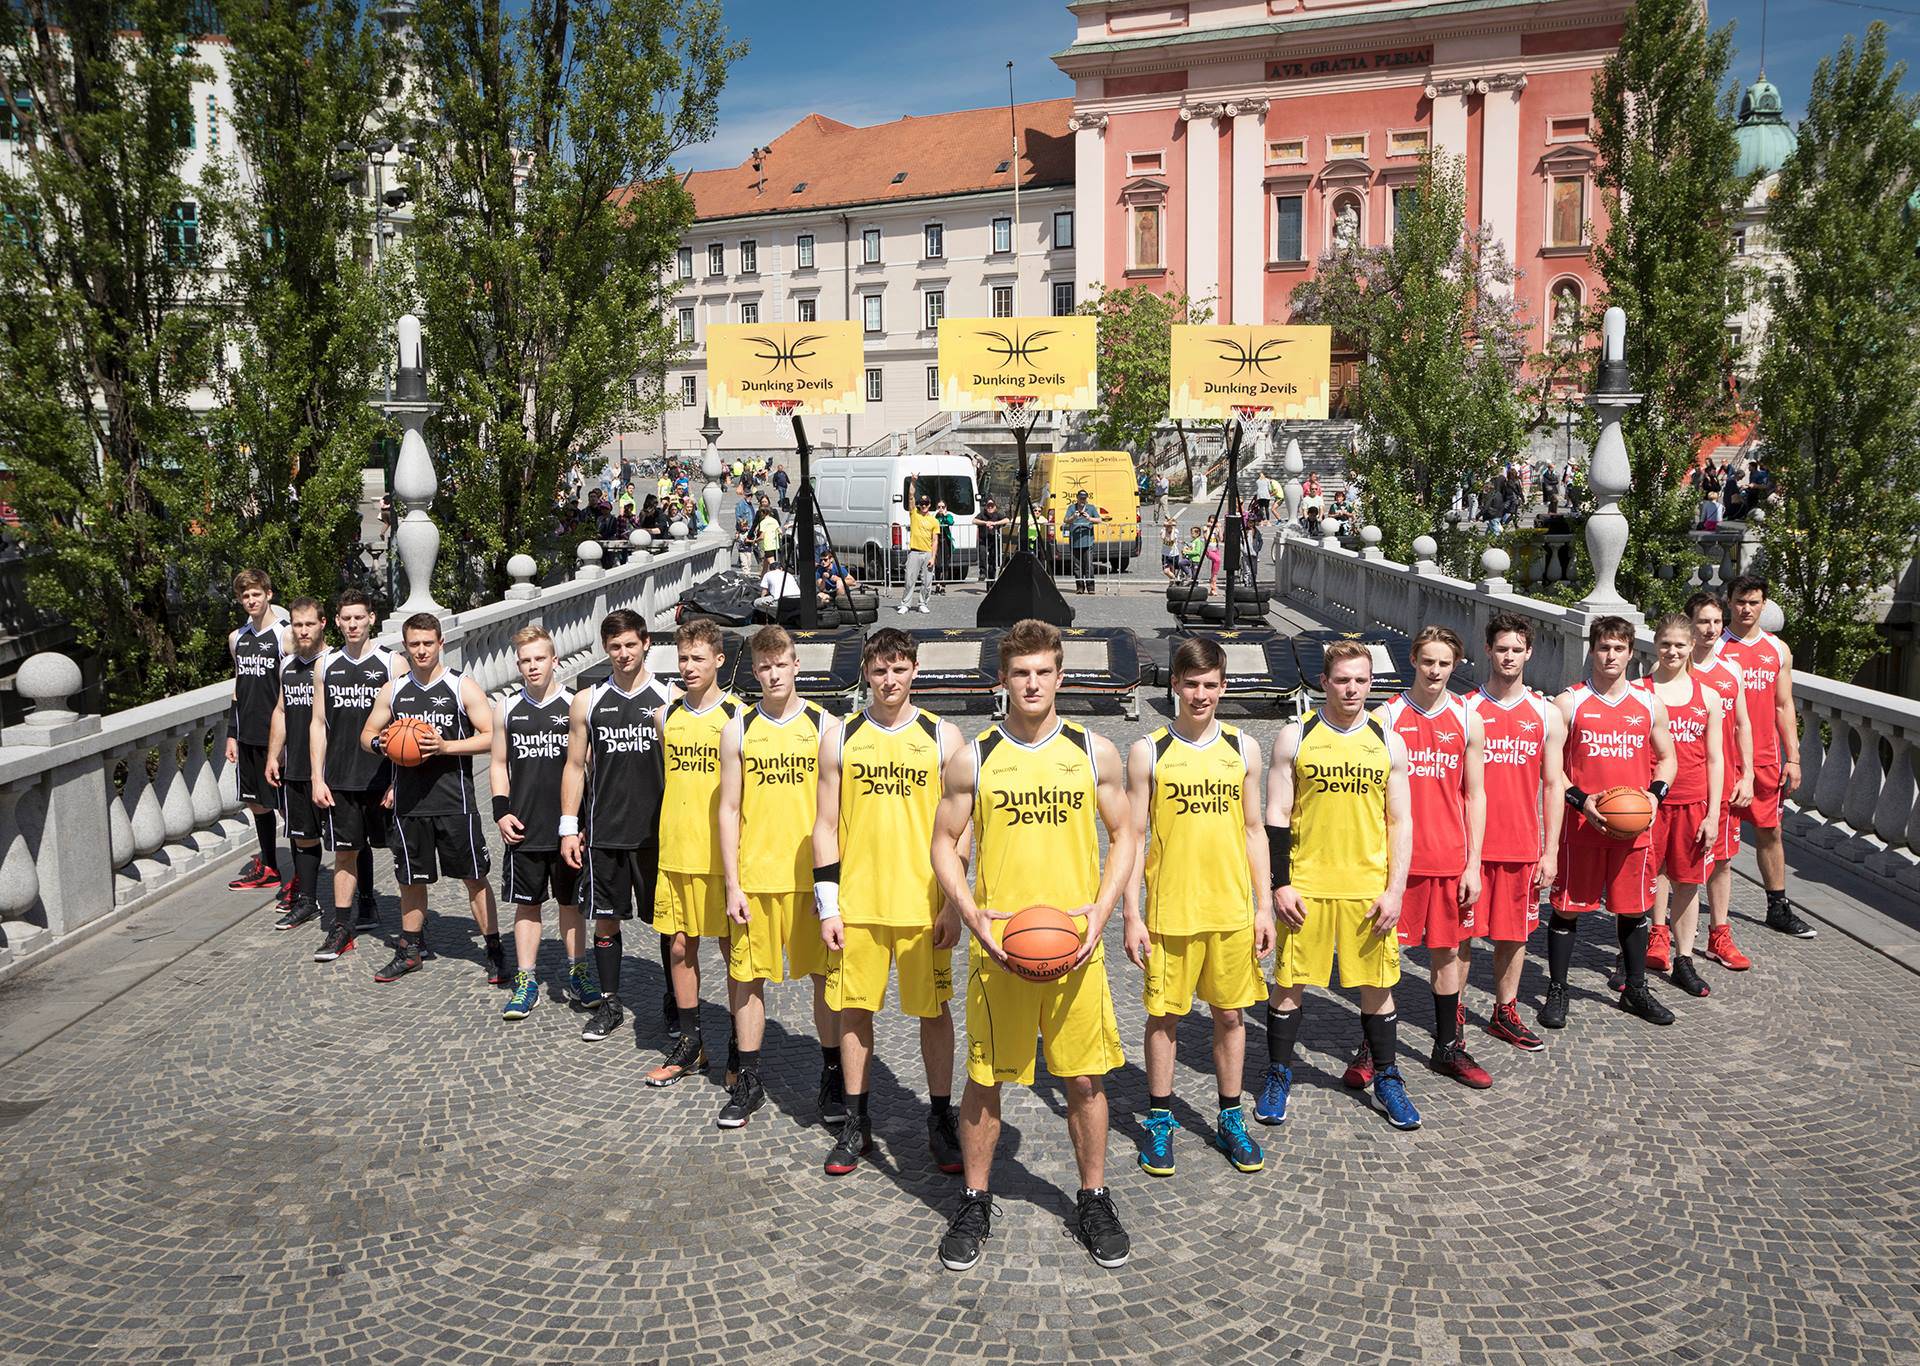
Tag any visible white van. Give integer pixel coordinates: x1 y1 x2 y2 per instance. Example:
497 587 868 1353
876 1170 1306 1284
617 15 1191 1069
810 452 978 583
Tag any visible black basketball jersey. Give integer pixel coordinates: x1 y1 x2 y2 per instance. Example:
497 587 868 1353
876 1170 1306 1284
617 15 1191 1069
390 668 475 818
231 622 286 746
321 646 396 792
501 685 572 853
277 652 323 782
583 676 668 849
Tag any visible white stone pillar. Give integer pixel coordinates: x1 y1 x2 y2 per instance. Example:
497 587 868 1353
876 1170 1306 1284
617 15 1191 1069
1228 102 1267 324
1479 78 1526 288
1182 104 1221 310
1428 85 1470 167
1068 112 1108 289
1577 307 1644 622
384 313 448 628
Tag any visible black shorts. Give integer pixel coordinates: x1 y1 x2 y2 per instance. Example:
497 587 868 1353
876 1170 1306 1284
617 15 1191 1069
391 812 491 885
236 742 270 806
582 846 658 921
322 787 391 852
277 778 321 841
502 846 580 907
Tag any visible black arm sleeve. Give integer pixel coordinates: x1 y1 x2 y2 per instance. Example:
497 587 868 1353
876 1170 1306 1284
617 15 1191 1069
1266 826 1292 889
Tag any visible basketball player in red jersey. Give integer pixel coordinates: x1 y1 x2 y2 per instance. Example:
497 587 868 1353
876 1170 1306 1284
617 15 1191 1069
1542 616 1677 1030
1682 592 1754 971
1464 613 1566 1052
1719 575 1816 939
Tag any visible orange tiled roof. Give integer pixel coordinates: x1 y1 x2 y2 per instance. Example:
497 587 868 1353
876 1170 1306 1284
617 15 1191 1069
678 98 1074 222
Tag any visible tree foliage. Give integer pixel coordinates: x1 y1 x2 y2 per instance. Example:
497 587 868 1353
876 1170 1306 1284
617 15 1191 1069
407 0 741 605
1288 153 1530 567
1755 23 1920 679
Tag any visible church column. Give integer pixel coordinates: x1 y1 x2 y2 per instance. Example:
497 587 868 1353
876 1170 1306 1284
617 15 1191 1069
1181 102 1222 310
1227 99 1268 324
1427 79 1471 169
1068 111 1108 290
1479 74 1527 292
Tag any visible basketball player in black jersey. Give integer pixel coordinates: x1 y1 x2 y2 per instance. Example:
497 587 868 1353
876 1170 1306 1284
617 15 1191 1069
227 568 291 898
309 590 400 961
361 614 503 984
559 610 672 1045
492 624 593 1021
264 599 328 934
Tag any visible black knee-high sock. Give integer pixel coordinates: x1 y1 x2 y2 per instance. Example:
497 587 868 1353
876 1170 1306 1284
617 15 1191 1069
594 928 623 1001
293 844 321 902
1617 914 1650 989
1432 991 1460 1049
1266 1006 1301 1067
357 846 376 903
1361 1011 1398 1072
255 810 278 870
1547 913 1579 985
659 932 673 976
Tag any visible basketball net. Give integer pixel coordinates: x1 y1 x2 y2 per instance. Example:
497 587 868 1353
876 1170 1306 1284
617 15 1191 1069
760 398 803 419
1229 404 1273 425
994 394 1037 428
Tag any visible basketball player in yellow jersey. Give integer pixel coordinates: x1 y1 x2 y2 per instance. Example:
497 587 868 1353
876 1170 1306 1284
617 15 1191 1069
648 619 741 1087
715 625 840 1131
1121 636 1273 1178
930 619 1137 1274
813 629 967 1179
1262 639 1422 1132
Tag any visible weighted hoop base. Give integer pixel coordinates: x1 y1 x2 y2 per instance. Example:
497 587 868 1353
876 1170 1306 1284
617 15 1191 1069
976 550 1074 628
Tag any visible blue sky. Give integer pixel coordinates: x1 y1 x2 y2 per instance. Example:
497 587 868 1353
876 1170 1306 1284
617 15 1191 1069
682 0 1917 172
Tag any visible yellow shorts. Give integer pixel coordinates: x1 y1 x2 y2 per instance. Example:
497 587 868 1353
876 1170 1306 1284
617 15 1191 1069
1270 896 1401 991
964 937 1124 1086
826 921 954 1018
727 890 832 984
1144 925 1265 1016
654 870 729 940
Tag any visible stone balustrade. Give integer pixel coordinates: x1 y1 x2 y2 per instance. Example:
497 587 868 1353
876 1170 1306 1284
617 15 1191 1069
0 535 726 981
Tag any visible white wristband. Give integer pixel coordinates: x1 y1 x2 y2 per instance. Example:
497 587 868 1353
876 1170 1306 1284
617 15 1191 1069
557 815 580 838
813 880 841 921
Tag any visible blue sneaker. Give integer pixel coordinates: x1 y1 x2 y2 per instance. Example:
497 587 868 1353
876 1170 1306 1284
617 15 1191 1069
502 970 539 1020
1255 1064 1292 1125
1373 1065 1422 1130
565 959 603 1009
1138 1110 1179 1176
1217 1105 1264 1172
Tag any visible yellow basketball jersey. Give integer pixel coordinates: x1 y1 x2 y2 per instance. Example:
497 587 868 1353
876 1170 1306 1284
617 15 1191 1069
1289 710 1392 899
838 707 945 927
1144 723 1253 936
738 700 822 893
659 692 741 875
972 720 1100 915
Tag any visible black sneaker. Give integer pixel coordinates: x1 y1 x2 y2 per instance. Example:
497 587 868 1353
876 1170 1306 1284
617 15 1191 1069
580 999 625 1043
938 1189 995 1271
1607 954 1627 994
355 898 380 932
1073 1188 1131 1269
1538 980 1569 1030
275 874 299 912
928 1108 963 1175
1618 981 1676 1026
313 925 355 962
818 1066 848 1125
1670 956 1711 998
373 943 422 982
1765 901 1818 939
484 941 510 987
824 1118 873 1176
274 897 322 932
645 1032 707 1087
716 1070 766 1129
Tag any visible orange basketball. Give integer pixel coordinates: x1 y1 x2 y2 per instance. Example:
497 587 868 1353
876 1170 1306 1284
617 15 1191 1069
1001 905 1083 982
381 716 438 768
1594 786 1655 840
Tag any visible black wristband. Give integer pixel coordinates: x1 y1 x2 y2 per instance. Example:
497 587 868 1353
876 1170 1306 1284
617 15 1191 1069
813 861 841 884
1648 780 1669 803
370 732 386 755
1564 784 1588 811
492 794 510 822
1266 826 1292 889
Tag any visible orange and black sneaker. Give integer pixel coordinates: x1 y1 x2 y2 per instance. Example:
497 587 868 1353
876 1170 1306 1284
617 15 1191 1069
1341 1040 1374 1089
1486 1000 1544 1051
1705 923 1752 971
228 857 281 891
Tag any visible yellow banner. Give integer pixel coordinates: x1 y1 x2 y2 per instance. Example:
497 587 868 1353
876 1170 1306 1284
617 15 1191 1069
706 321 865 417
936 316 1098 412
1167 324 1332 421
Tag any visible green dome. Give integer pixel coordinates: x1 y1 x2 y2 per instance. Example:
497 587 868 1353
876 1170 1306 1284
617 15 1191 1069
1735 76 1796 180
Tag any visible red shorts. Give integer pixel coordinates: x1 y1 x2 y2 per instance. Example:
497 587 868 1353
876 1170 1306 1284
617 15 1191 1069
1652 801 1712 886
1477 861 1540 942
1552 830 1656 917
1398 873 1471 949
1711 800 1740 863
1732 761 1783 830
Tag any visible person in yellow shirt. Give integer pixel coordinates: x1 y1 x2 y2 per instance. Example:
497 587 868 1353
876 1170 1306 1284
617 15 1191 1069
897 476 937 614
1121 637 1273 1178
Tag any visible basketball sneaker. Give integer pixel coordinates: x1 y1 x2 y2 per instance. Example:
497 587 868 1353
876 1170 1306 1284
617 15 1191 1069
1618 981 1675 1026
1216 1106 1264 1173
228 857 280 891
275 875 300 912
1538 980 1570 1030
938 1190 996 1271
312 925 354 962
645 1032 706 1086
928 1109 963 1174
716 1070 766 1129
1670 956 1710 998
1138 1111 1179 1177
1341 1041 1374 1089
1073 1188 1130 1269
1765 900 1817 939
1372 1066 1422 1130
824 1117 873 1176
484 940 509 987
1647 923 1673 973
818 1065 848 1126
1254 1065 1292 1125
1486 1001 1544 1051
373 942 421 982
1705 923 1752 970
564 960 603 1009
1429 1040 1492 1089
502 971 539 1020
274 897 321 932
580 999 625 1043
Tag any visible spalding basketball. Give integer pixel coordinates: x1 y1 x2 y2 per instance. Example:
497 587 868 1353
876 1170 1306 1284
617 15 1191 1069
381 716 438 768
1001 905 1083 982
1594 786 1655 840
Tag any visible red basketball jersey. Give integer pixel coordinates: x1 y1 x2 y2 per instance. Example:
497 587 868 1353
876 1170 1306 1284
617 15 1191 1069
1562 682 1658 848
1690 654 1745 791
1378 691 1469 877
1468 686 1554 863
1635 675 1711 804
1718 630 1787 768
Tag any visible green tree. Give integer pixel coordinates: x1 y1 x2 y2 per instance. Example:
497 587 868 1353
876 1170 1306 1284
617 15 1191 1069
1077 283 1212 497
406 0 741 604
1755 24 1920 679
1592 0 1751 616
0 1 236 705
1288 153 1530 567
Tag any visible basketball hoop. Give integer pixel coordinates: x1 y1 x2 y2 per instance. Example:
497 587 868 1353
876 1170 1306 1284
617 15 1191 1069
994 394 1037 427
760 398 803 419
1229 404 1273 425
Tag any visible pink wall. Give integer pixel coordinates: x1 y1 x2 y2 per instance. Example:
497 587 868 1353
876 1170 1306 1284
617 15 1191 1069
1513 66 1608 344
1104 104 1188 298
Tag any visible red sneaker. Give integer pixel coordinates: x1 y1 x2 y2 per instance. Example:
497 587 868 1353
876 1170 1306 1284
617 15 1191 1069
1705 923 1752 971
228 858 282 891
275 874 300 911
1341 1041 1374 1089
1430 1040 1493 1089
1486 1001 1545 1052
1647 923 1672 973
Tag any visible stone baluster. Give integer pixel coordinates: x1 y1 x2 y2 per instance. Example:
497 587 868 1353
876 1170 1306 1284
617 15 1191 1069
1282 439 1304 527
1868 734 1915 875
186 721 222 836
156 728 195 864
504 554 540 601
1809 708 1852 844
0 787 42 949
103 751 134 896
122 744 172 890
1843 723 1888 844
1795 698 1823 806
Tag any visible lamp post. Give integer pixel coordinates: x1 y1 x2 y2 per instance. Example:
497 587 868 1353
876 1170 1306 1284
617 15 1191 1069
1576 306 1644 623
375 314 447 628
699 407 725 537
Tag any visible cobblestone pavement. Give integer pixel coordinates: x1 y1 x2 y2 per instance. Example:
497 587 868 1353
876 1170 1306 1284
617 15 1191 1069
1 582 1917 1365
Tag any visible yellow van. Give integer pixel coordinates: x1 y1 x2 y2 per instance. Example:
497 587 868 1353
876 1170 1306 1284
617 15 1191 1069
1037 449 1143 571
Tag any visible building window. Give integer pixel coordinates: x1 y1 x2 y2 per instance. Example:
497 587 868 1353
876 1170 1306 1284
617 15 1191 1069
1549 116 1591 143
3 94 29 142
175 110 195 149
863 294 882 333
1130 205 1162 269
677 246 693 280
677 307 695 343
991 285 1013 317
707 242 724 275
1331 192 1363 249
865 367 883 402
1328 133 1366 159
796 297 817 322
862 228 881 264
991 217 1012 254
1391 186 1419 239
1549 176 1586 247
1052 281 1074 316
1549 279 1583 342
1388 129 1429 157
924 223 943 259
796 233 814 268
1274 195 1304 262
1731 229 1747 255
680 376 698 407
739 239 757 274
740 301 758 324
1126 150 1164 176
206 93 218 150
927 365 940 401
1266 138 1306 165
924 289 944 330
1053 210 1073 248
166 200 199 264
